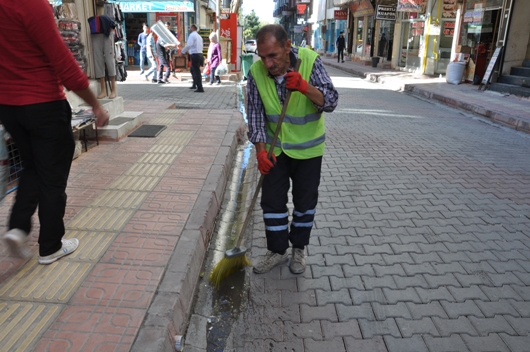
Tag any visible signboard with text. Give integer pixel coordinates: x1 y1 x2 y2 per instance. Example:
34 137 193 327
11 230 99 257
115 1 194 12
397 0 426 13
376 5 397 20
334 10 348 20
349 0 375 17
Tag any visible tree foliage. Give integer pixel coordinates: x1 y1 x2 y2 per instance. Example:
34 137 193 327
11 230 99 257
243 10 261 40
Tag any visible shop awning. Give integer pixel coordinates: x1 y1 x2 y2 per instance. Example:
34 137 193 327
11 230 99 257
114 1 194 12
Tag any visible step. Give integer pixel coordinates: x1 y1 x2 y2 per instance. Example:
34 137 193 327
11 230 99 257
65 80 101 109
91 111 146 141
511 66 530 77
523 60 530 68
499 75 530 87
79 96 125 121
489 82 530 98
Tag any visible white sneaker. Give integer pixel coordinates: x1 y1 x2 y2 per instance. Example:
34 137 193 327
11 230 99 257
253 251 288 274
38 238 79 265
2 228 32 258
290 248 306 274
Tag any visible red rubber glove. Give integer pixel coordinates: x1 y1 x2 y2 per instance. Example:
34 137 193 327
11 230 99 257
256 150 277 175
285 71 308 94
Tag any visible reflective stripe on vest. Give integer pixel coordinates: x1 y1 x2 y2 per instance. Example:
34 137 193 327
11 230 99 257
250 47 325 159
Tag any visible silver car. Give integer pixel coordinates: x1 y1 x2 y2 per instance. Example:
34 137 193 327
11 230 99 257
244 39 257 54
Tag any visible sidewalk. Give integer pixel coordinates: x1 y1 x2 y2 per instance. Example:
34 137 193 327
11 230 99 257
0 77 244 351
320 56 530 134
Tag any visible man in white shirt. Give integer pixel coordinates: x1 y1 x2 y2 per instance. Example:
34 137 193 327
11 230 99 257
181 24 204 92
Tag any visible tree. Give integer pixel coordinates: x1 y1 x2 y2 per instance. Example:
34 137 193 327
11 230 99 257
243 10 261 40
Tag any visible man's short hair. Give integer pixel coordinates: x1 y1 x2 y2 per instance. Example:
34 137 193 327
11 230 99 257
166 22 171 26
256 24 289 47
143 23 149 28
190 24 197 31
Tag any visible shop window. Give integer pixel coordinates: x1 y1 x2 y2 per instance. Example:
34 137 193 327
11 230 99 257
355 19 364 55
399 20 424 70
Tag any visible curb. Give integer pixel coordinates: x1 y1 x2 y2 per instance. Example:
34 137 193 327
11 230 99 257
130 114 242 352
323 60 530 135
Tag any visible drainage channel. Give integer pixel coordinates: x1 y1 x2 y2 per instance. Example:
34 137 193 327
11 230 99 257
182 83 258 351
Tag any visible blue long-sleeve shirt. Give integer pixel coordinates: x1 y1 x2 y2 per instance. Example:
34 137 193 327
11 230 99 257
138 32 148 52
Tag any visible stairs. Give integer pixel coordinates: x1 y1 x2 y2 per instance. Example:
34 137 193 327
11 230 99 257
66 80 145 141
490 59 530 97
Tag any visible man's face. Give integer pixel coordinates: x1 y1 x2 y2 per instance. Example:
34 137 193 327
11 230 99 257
257 35 291 77
166 24 171 31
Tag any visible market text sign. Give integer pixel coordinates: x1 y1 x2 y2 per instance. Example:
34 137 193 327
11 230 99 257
376 5 397 20
116 1 194 12
349 0 375 17
334 10 348 20
397 0 426 12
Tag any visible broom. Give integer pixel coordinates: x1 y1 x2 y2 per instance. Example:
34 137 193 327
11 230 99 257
209 58 302 288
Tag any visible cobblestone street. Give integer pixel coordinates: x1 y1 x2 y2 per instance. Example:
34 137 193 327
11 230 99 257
226 66 530 352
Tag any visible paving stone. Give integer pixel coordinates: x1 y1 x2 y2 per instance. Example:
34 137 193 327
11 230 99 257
468 316 517 336
307 245 338 256
359 319 401 338
504 316 530 335
480 285 523 301
423 274 461 288
373 264 406 277
354 254 386 266
432 316 478 337
316 289 353 306
300 304 338 323
312 264 345 279
382 288 422 304
373 234 403 245
439 301 485 319
262 305 301 324
297 277 332 292
372 302 412 320
304 337 346 352
337 303 376 321
330 276 363 291
322 320 362 340
351 288 387 305
362 276 398 290
511 284 530 299
384 335 429 352
416 287 456 303
264 277 297 292
395 317 439 338
282 290 316 307
461 261 497 274
488 260 527 273
325 254 355 266
393 275 430 290
465 250 501 263
510 301 530 317
343 264 376 278
261 338 304 351
460 334 510 352
499 333 530 352
402 263 438 276
382 253 415 265
432 262 468 275
410 252 443 264
364 244 394 255
284 320 323 340
344 336 388 352
336 245 366 255
423 334 470 352
447 285 489 301
388 243 422 254
475 300 521 318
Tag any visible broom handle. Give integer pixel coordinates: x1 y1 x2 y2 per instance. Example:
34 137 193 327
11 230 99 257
236 58 302 248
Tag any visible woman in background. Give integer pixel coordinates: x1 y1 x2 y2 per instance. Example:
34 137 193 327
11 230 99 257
207 32 222 85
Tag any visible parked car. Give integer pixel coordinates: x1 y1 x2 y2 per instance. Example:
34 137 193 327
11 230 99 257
245 39 257 54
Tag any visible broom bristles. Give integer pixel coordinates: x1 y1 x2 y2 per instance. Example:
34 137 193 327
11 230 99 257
209 254 252 288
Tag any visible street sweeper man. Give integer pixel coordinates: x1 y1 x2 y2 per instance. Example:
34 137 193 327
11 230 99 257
247 24 339 274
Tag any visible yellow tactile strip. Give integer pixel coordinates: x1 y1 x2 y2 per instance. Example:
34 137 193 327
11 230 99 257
67 208 135 231
156 130 195 145
91 190 149 208
0 302 60 352
125 164 170 177
66 231 117 261
137 153 178 165
0 261 92 303
108 176 160 192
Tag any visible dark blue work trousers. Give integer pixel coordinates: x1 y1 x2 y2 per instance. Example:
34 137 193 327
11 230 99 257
260 153 322 253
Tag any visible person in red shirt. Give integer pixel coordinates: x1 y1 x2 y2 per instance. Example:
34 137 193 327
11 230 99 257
0 0 109 264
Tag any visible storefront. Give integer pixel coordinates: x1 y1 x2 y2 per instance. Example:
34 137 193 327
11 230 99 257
349 0 376 61
374 2 397 61
395 0 426 72
110 1 194 65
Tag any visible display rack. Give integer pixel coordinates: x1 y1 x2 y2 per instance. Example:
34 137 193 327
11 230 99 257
199 28 211 57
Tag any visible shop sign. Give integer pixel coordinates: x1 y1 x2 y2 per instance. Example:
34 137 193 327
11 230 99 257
411 21 424 36
115 1 194 12
397 0 426 13
428 24 441 35
294 25 303 33
298 4 307 15
463 10 483 23
443 21 455 37
334 10 348 20
442 0 458 19
376 5 396 20
466 0 503 11
349 0 375 18
297 0 311 3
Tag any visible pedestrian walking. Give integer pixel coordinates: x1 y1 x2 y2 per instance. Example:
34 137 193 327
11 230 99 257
206 32 222 85
247 24 339 274
145 31 158 83
165 22 179 76
137 23 149 75
0 0 109 264
336 30 346 63
181 24 204 92
156 36 176 84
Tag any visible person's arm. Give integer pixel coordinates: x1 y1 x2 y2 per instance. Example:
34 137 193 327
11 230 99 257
181 34 196 54
308 56 338 112
246 72 267 154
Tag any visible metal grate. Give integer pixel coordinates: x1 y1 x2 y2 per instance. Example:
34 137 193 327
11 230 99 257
7 139 22 194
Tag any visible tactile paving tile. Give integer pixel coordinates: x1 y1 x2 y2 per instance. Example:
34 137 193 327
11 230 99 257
66 207 135 231
108 175 160 191
147 145 185 155
0 302 60 352
136 153 178 165
155 130 195 145
64 231 117 262
91 190 149 208
125 163 170 177
0 261 92 303
150 117 179 125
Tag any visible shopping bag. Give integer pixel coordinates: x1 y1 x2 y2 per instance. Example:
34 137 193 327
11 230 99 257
0 126 8 205
203 62 211 75
216 62 228 76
